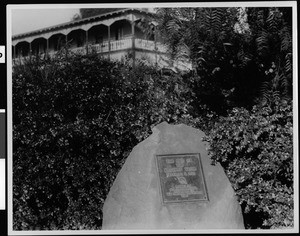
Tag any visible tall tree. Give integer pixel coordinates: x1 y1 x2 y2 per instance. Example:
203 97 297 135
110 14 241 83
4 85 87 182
246 7 293 105
156 8 254 113
155 7 293 113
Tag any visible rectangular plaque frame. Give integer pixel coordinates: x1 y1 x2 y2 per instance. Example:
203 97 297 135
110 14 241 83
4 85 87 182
155 153 209 204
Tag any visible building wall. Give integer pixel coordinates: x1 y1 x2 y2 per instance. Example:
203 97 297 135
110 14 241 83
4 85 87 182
110 50 130 61
12 10 192 71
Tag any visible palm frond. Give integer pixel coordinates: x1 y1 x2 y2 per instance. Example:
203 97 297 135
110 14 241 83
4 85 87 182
284 53 292 73
266 8 280 32
256 30 269 54
280 26 292 52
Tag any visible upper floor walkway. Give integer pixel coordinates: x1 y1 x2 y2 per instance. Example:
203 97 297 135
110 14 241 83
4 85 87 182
12 9 168 63
12 8 191 71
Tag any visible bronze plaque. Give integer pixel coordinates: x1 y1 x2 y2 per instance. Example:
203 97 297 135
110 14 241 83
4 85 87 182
156 153 208 204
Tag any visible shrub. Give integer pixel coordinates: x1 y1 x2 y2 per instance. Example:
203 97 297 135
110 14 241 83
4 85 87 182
12 52 194 230
205 101 293 229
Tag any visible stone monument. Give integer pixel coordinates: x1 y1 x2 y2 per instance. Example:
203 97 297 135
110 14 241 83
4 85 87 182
102 122 245 229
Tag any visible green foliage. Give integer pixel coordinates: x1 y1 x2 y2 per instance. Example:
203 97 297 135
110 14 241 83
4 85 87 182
13 52 194 230
12 7 294 231
205 101 293 229
156 7 254 113
246 7 293 105
156 7 293 113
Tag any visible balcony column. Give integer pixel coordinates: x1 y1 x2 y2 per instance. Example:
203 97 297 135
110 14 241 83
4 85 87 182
131 21 136 67
86 30 89 55
46 38 49 57
108 25 111 60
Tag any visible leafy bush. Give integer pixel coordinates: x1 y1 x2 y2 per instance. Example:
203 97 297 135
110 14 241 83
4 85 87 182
205 101 293 229
13 52 194 230
13 50 293 230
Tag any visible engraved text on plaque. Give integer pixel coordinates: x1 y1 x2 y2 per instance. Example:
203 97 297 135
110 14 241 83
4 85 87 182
156 153 208 204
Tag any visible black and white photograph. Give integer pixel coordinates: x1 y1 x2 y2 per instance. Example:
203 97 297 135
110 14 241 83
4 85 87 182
5 1 298 234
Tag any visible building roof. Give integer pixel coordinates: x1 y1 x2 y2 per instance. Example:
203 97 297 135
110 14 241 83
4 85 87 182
12 8 154 40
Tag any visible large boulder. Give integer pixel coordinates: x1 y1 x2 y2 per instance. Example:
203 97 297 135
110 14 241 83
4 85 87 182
102 122 244 230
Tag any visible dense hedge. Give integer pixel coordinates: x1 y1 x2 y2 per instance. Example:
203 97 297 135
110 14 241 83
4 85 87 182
205 101 293 229
13 51 293 230
13 52 193 230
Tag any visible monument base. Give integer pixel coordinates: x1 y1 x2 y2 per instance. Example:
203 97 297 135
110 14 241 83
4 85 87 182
102 122 245 230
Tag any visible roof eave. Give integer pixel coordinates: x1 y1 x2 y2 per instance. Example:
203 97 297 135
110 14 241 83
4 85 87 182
12 8 154 40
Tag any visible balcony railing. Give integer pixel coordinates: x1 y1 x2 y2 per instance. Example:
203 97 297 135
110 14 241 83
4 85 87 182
13 37 168 64
70 47 86 55
135 39 155 50
111 38 132 51
135 39 168 52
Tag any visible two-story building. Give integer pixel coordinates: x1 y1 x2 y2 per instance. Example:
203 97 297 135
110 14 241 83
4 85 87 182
12 8 191 71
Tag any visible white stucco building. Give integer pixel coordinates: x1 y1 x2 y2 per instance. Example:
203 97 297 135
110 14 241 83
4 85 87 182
12 8 191 71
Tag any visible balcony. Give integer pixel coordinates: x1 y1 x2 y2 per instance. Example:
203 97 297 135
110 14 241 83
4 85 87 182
13 37 169 65
89 38 132 53
89 38 167 54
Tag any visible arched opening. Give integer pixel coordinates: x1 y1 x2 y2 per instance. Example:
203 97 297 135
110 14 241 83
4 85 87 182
49 33 66 52
88 24 108 45
67 29 86 49
31 37 47 55
15 41 30 57
110 19 132 40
